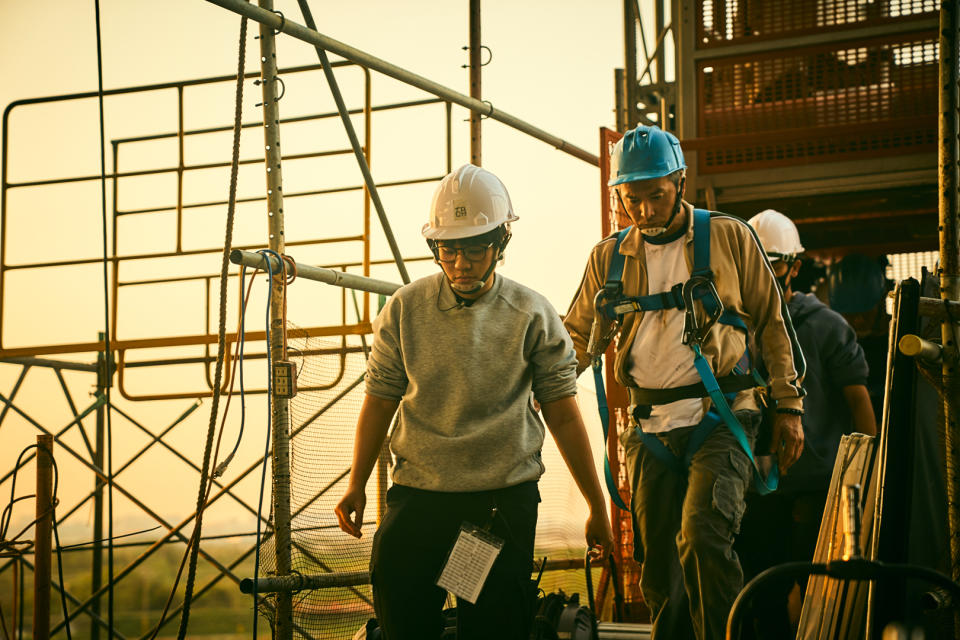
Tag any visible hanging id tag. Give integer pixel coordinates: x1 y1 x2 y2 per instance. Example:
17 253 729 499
436 522 504 604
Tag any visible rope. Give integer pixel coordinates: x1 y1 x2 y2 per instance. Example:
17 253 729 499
176 16 247 640
148 266 257 640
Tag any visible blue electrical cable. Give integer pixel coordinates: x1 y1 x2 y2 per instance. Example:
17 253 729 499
252 249 285 638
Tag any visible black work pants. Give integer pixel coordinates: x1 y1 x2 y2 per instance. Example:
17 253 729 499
370 481 539 640
734 488 827 639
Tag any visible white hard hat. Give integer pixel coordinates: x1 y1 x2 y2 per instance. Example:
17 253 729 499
422 164 518 240
748 209 805 262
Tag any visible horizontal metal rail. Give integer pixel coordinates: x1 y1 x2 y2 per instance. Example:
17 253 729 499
239 556 591 594
230 250 401 296
204 0 599 167
0 356 98 372
919 296 960 323
0 323 371 359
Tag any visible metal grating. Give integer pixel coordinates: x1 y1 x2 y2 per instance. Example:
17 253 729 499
698 0 937 48
696 32 937 172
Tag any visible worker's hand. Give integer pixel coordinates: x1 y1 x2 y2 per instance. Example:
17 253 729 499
769 413 803 474
585 509 615 563
334 487 366 538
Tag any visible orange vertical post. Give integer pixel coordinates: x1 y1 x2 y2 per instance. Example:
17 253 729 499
33 434 54 640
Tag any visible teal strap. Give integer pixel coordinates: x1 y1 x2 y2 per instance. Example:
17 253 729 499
691 344 778 494
692 209 711 277
592 359 629 510
605 228 630 289
634 410 722 474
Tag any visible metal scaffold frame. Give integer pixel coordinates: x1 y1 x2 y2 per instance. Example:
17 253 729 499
0 1 606 637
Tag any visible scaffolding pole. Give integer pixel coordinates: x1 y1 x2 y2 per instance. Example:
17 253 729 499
939 0 960 599
623 0 638 129
469 0 482 166
33 434 53 640
256 2 293 636
230 250 400 296
204 0 599 166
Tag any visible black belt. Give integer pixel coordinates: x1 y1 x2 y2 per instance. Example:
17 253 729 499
628 373 757 407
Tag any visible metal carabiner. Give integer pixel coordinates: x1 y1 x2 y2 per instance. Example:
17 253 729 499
681 275 723 345
588 289 622 362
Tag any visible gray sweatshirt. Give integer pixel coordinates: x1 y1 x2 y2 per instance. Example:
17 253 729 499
365 272 578 492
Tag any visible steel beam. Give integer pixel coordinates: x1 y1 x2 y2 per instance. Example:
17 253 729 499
203 0 599 166
230 250 401 296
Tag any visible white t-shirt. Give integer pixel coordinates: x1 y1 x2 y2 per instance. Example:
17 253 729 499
627 235 704 433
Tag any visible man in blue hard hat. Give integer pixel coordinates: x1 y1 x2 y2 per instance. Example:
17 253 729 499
564 125 805 640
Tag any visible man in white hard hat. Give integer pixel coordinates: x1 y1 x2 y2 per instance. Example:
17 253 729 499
335 164 613 640
736 209 876 638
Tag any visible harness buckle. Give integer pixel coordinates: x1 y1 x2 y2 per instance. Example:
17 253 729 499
681 275 723 345
661 282 685 310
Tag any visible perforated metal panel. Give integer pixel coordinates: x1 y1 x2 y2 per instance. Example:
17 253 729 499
695 31 938 172
698 0 937 48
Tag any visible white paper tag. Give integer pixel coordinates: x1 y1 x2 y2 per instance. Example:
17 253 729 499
436 523 504 604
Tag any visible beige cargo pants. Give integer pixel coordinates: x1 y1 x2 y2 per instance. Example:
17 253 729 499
620 410 759 640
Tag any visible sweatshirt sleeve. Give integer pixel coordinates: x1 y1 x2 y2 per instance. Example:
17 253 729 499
529 304 579 404
365 296 408 401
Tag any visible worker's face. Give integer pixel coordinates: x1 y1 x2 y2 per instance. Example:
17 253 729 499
616 176 682 233
436 240 497 298
771 258 801 294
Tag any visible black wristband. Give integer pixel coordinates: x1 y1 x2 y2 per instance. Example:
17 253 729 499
775 407 804 416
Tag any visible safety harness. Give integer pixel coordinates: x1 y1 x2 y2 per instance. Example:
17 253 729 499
591 209 778 511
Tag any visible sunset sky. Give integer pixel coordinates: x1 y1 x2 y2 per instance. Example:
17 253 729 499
0 0 644 534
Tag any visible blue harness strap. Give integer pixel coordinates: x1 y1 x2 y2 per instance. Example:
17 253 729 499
682 209 778 493
691 343 779 494
592 229 631 509
592 360 630 510
590 210 778 508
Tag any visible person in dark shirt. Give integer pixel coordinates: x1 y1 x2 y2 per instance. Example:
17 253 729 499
735 210 877 638
828 253 893 422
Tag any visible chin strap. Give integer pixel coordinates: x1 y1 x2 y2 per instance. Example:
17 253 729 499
451 244 503 292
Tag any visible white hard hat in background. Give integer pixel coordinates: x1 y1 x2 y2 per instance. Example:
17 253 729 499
422 164 519 240
748 209 805 261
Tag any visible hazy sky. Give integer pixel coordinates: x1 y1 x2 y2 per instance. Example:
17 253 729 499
0 1 640 532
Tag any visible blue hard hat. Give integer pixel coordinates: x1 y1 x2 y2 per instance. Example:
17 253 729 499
829 254 888 313
608 125 686 186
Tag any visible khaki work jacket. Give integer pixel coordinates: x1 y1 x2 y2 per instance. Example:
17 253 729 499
563 202 804 412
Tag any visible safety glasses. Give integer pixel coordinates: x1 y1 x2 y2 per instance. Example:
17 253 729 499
435 243 492 263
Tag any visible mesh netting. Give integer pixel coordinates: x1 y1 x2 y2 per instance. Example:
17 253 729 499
257 321 595 639
257 328 372 639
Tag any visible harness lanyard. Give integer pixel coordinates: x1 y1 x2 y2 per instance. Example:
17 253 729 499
691 343 778 494
683 208 778 494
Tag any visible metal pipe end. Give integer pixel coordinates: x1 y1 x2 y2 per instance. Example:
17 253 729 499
898 333 943 363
